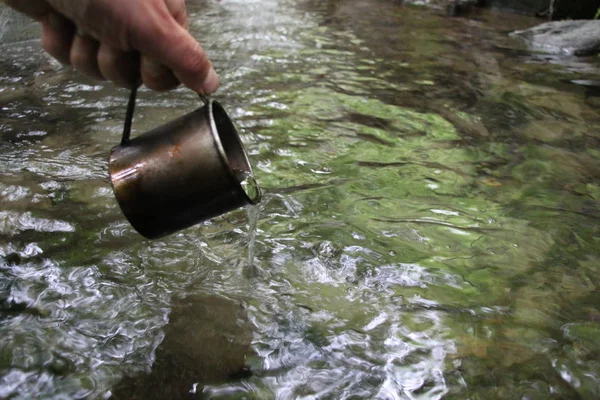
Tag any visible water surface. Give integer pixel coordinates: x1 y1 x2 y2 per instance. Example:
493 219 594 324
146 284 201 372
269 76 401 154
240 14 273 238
1 0 600 398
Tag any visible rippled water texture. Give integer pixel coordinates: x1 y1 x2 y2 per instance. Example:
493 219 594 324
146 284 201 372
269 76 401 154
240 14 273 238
2 0 600 398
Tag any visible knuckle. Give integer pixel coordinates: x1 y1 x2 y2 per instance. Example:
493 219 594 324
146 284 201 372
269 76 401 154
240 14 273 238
179 43 210 75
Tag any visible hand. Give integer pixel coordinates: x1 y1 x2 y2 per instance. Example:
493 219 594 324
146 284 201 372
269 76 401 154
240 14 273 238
4 0 219 94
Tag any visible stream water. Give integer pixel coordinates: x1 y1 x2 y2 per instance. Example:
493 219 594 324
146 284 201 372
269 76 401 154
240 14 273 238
1 0 600 399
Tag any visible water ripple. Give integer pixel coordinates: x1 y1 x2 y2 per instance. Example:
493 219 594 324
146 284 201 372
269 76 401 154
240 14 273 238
2 0 600 398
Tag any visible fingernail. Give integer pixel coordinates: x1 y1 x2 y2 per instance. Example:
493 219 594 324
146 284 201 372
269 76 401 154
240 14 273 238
201 67 219 95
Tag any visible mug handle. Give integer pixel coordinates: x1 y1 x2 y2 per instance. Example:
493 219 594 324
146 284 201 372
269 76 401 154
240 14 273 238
121 87 210 146
121 86 138 146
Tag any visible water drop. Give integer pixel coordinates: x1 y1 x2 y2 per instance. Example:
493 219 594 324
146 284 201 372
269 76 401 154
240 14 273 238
235 170 262 203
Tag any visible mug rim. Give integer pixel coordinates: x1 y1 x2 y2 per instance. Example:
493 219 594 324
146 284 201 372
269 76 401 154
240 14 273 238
207 99 261 205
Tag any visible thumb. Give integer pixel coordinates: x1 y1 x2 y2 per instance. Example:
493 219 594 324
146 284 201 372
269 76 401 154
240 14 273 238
134 22 218 95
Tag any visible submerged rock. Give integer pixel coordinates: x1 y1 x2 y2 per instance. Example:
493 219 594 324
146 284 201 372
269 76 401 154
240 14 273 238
111 294 254 399
510 20 600 56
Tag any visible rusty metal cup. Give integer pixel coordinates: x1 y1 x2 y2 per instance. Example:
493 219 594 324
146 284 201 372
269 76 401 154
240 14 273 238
108 88 261 239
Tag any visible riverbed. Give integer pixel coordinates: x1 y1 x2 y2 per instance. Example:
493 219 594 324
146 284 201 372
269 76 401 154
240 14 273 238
1 0 600 398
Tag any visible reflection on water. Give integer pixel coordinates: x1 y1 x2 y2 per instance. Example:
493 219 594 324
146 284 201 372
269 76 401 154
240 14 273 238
1 0 600 398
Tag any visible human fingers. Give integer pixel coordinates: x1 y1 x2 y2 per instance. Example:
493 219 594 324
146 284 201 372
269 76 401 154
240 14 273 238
140 0 187 91
38 0 217 94
4 0 52 20
164 0 188 28
135 24 218 95
97 45 141 89
70 34 103 81
127 0 217 95
40 12 75 65
140 57 179 91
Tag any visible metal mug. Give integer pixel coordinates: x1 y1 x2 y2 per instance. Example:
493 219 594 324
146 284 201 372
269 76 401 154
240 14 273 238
108 88 261 239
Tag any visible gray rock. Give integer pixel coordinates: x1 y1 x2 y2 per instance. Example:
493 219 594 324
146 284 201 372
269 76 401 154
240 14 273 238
510 20 600 56
111 294 254 399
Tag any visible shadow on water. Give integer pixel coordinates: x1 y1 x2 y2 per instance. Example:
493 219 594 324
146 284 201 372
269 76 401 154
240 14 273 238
1 0 600 399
